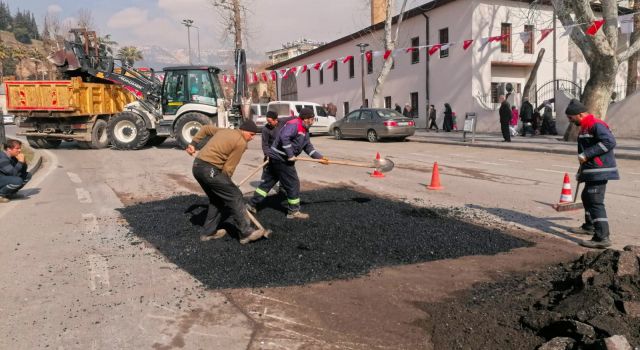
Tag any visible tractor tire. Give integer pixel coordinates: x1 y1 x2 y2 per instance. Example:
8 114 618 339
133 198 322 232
26 136 40 148
31 137 62 149
76 141 92 149
107 111 150 150
88 119 110 149
174 112 211 149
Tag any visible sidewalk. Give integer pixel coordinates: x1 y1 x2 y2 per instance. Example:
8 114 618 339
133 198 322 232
409 130 640 160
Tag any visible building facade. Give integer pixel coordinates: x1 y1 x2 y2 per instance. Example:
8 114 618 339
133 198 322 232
265 39 326 65
268 0 632 131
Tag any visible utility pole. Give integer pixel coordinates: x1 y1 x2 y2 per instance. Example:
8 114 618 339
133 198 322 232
357 43 369 108
552 7 557 111
181 19 193 65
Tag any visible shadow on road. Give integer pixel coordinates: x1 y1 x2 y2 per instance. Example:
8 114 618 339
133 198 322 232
118 187 533 289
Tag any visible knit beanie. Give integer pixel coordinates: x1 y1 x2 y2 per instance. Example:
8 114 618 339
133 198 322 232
565 99 587 116
239 119 258 133
299 108 315 119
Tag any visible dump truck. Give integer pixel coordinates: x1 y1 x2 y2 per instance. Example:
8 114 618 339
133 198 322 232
6 77 136 149
9 28 236 150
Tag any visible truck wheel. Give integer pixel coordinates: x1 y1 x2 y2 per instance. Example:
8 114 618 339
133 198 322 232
27 137 41 148
89 119 110 149
30 137 61 149
107 112 150 150
174 112 211 148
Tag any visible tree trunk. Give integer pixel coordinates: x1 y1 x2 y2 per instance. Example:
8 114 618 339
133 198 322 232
233 0 242 51
626 0 640 96
564 55 617 140
522 49 545 100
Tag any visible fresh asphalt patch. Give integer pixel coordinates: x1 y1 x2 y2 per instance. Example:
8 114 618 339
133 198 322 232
117 187 532 289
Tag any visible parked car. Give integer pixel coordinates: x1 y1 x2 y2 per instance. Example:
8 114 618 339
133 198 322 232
251 103 269 130
2 114 15 125
267 101 336 135
331 108 416 142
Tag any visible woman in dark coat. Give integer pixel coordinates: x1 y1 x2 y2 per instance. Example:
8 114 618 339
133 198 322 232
442 103 454 132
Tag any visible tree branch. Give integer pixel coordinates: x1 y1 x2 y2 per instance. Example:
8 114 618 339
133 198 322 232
618 29 640 61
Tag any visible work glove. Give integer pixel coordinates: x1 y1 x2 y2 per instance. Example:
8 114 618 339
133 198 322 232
320 156 329 165
578 153 587 164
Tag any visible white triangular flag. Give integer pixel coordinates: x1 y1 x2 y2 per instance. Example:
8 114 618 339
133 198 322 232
520 31 531 44
561 26 574 38
619 14 634 34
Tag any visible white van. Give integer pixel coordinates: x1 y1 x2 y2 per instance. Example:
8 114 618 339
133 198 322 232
251 103 269 130
266 101 336 135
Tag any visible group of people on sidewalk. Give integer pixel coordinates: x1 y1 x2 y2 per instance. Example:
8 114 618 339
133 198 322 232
425 103 457 132
499 95 559 142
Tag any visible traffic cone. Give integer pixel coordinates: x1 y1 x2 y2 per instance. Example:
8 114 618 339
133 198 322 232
427 162 444 190
558 172 573 203
371 152 385 178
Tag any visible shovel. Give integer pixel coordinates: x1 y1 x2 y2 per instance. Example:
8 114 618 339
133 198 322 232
296 156 395 173
552 165 583 212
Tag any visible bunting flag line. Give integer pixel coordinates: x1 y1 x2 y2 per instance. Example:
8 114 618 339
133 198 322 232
619 14 634 34
537 28 554 44
463 39 474 50
261 72 268 82
383 50 393 60
519 31 531 44
327 60 337 69
586 19 605 36
365 50 372 63
428 44 442 56
342 55 353 63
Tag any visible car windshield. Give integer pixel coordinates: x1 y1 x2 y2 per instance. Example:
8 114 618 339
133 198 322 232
316 106 328 117
376 109 404 119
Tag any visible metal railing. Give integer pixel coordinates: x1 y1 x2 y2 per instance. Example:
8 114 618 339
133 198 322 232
535 79 582 106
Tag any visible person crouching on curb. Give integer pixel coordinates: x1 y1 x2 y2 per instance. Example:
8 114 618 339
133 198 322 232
565 99 619 249
0 139 32 203
186 120 265 244
247 107 329 219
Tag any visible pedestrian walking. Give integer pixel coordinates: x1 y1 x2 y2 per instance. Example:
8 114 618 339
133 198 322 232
519 97 534 137
565 99 619 249
186 120 265 244
394 103 402 113
510 106 519 136
498 95 511 142
0 139 32 203
247 108 329 219
402 103 413 118
442 103 454 132
427 105 438 132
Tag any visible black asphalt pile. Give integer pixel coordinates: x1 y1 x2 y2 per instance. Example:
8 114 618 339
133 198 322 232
419 247 640 350
117 186 531 289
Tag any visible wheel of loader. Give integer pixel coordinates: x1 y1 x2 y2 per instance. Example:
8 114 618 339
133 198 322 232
89 119 110 149
174 112 211 149
107 111 150 150
27 137 61 149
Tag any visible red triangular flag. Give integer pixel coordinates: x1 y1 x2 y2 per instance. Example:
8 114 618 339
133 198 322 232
405 47 416 53
252 72 258 83
270 71 277 81
313 62 322 70
342 55 353 63
537 28 554 44
383 50 392 60
428 44 442 56
463 39 474 50
301 64 308 73
222 75 228 83
586 19 605 36
230 75 236 83
365 51 372 63
261 72 268 82
327 60 336 69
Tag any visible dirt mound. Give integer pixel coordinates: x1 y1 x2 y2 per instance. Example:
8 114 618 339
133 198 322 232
420 247 640 349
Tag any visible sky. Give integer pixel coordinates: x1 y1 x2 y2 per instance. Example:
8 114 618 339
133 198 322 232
6 0 430 62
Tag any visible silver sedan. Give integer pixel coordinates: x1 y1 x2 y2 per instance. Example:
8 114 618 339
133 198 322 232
331 108 416 142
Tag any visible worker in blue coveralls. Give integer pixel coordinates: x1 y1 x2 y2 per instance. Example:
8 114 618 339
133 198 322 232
247 107 328 219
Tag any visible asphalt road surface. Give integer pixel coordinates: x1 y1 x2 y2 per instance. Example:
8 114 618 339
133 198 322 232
1 126 638 349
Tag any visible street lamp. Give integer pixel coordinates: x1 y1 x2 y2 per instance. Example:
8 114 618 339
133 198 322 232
192 24 201 63
181 19 194 65
356 43 369 108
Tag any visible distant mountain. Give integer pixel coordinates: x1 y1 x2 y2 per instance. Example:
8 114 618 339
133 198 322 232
136 45 265 70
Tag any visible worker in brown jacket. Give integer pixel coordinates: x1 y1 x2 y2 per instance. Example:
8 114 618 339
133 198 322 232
186 120 264 244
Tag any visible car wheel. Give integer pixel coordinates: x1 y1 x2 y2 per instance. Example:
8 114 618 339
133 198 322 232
88 119 110 149
334 128 343 140
107 111 150 150
367 129 378 143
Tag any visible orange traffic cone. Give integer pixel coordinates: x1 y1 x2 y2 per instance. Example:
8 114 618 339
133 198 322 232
557 172 573 203
371 152 385 178
427 162 444 190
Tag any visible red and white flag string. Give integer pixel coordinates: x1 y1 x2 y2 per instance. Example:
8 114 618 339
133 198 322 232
222 13 638 84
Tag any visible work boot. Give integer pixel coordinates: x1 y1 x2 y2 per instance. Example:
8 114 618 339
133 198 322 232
569 224 595 235
246 204 257 214
0 196 10 203
286 211 309 220
6 193 26 200
579 238 612 249
200 229 227 242
239 229 265 245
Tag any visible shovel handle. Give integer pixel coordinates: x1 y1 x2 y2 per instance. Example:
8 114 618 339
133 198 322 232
237 160 269 187
296 157 372 168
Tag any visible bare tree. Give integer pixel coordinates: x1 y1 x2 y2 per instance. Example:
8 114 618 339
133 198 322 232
553 0 640 140
210 0 249 50
76 8 94 30
626 0 640 95
372 0 408 108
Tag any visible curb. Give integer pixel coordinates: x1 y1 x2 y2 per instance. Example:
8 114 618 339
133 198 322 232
408 137 640 161
27 151 44 175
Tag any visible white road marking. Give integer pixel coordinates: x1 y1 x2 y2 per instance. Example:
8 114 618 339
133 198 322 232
630 172 640 175
465 159 506 166
535 168 568 174
82 213 99 235
552 165 577 169
501 159 524 163
87 254 110 292
66 172 82 184
76 188 92 203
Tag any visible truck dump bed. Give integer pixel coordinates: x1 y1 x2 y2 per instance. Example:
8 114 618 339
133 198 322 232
5 77 135 117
